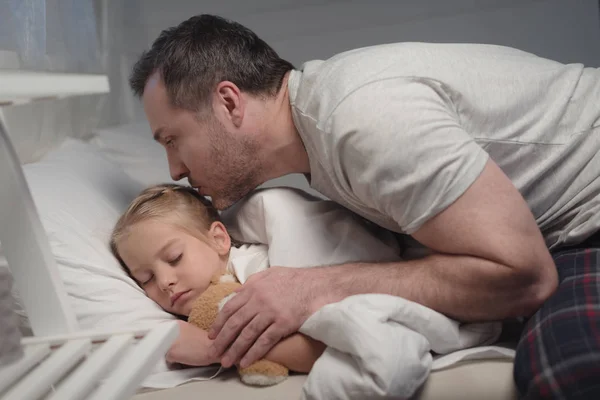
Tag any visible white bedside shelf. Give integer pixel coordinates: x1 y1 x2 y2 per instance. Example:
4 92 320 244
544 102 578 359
0 69 109 106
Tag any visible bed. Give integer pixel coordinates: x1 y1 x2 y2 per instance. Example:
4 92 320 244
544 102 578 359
0 96 521 399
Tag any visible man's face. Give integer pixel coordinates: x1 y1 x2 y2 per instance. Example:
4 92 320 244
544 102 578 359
142 74 263 209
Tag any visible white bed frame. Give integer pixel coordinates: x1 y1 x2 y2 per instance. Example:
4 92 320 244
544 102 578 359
0 70 178 400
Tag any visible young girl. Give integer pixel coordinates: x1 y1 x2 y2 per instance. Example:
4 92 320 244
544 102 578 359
110 183 325 373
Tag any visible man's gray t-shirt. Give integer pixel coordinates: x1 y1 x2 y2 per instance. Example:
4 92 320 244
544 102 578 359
287 42 600 250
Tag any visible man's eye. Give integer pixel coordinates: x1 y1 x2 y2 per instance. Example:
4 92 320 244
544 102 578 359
165 139 175 148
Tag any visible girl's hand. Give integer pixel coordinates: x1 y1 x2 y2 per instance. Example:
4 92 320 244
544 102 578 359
166 320 219 366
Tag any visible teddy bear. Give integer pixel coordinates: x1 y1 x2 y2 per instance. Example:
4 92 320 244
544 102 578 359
188 272 289 386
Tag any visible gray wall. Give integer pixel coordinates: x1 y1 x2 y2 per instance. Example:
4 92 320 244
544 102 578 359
99 0 600 194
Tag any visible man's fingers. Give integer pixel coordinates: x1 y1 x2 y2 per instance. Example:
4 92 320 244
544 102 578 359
220 314 270 368
208 290 248 340
239 325 283 369
209 302 255 359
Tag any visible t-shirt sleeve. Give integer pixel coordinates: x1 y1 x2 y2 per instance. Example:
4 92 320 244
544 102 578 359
325 78 489 234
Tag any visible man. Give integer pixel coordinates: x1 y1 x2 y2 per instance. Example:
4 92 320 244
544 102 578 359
130 14 600 399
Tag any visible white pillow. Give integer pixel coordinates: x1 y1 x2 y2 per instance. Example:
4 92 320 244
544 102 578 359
87 121 174 186
222 186 403 269
1 138 176 332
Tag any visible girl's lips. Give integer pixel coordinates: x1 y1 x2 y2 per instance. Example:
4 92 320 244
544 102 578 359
171 290 191 307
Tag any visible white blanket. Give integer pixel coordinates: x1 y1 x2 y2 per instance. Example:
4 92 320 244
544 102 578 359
299 294 511 400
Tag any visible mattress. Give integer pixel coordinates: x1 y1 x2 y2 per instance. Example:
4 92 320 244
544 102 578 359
131 359 518 400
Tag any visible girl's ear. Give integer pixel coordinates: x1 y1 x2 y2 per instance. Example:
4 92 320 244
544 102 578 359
208 221 231 256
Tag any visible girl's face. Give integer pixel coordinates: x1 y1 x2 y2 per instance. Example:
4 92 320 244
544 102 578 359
117 218 231 316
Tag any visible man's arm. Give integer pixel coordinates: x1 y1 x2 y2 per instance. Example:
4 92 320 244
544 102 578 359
316 159 559 320
208 160 558 369
311 255 547 322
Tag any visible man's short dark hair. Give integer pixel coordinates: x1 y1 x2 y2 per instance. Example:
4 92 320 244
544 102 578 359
129 14 295 111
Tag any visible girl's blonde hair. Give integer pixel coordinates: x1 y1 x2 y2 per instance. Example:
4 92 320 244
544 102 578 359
110 184 222 274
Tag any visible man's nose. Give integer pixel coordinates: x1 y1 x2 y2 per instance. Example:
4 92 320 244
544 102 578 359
167 154 190 181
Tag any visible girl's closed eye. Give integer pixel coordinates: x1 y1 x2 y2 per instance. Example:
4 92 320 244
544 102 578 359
168 253 183 266
141 273 154 286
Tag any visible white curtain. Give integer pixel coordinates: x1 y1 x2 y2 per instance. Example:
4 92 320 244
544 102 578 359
0 0 106 163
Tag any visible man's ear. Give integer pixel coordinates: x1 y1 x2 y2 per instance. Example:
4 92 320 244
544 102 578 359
213 81 244 128
209 221 232 256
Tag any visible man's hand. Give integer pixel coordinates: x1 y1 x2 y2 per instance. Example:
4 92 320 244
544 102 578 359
208 267 328 369
166 320 219 366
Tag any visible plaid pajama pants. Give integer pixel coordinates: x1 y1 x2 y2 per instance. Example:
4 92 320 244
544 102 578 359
514 234 600 399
